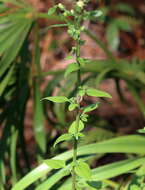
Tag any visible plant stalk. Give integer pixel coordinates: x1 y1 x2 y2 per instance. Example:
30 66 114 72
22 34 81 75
72 113 80 190
72 13 82 190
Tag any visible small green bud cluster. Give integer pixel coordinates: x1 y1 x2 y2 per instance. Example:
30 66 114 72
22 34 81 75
67 25 81 40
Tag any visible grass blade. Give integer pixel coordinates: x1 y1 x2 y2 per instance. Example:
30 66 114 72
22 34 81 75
10 126 18 186
12 135 145 190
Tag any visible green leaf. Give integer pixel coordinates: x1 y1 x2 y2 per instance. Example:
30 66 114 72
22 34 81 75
130 185 140 190
75 161 92 180
106 22 119 51
35 166 70 190
89 10 103 19
78 133 85 138
115 3 135 15
92 157 145 181
0 20 32 76
44 159 65 169
12 135 145 190
0 65 15 96
47 6 57 16
83 103 99 113
86 88 112 98
33 82 46 158
59 158 145 189
138 127 145 134
42 96 69 103
69 120 84 134
78 57 87 66
65 55 73 60
10 126 18 185
87 181 102 189
68 103 78 111
78 89 85 97
64 63 79 77
80 114 88 122
115 18 132 31
54 134 72 147
136 163 145 176
83 10 103 21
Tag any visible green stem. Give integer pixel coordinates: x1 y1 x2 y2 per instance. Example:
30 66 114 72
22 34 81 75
72 13 82 190
72 113 80 190
103 179 119 189
76 38 81 87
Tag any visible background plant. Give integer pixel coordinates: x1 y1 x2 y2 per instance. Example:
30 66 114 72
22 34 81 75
0 0 145 189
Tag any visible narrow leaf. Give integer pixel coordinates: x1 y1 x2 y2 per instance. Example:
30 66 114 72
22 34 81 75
42 96 69 103
10 126 18 185
33 82 46 158
0 65 15 96
106 22 119 51
83 103 99 113
35 166 70 190
54 134 72 147
92 157 145 181
12 135 145 190
44 159 65 169
86 88 112 98
0 21 32 76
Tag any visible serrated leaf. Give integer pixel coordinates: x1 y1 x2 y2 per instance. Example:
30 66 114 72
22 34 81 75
69 120 84 134
48 6 57 16
83 103 99 113
54 134 72 147
75 161 92 180
86 88 112 98
44 159 65 169
42 96 69 103
64 63 79 77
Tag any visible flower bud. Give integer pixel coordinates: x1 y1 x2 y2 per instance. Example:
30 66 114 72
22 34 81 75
77 1 84 8
58 3 64 10
70 9 74 14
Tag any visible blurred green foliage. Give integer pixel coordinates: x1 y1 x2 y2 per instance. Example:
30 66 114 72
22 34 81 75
0 0 145 189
